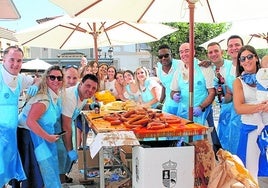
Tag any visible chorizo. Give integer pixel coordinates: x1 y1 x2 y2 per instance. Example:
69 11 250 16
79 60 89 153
127 115 145 124
166 119 181 124
119 116 129 122
147 124 166 130
110 120 122 125
123 109 136 118
123 122 142 129
103 115 120 122
147 122 167 130
132 118 150 126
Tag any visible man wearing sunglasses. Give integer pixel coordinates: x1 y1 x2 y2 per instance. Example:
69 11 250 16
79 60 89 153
61 74 98 182
156 44 180 115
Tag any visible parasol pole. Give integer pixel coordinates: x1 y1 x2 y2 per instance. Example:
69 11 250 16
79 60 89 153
93 22 99 63
187 0 197 121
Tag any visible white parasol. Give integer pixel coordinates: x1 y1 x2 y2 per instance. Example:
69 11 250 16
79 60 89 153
22 58 52 70
14 15 178 62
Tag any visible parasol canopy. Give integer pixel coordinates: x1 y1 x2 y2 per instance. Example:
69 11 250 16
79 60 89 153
14 15 177 53
22 58 52 70
200 18 268 50
50 0 268 23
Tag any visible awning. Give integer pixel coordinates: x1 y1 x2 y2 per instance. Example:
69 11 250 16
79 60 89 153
0 0 21 20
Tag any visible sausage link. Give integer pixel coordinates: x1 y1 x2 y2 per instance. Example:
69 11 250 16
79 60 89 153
123 110 136 118
110 120 122 125
132 118 149 126
127 115 145 124
147 124 166 130
124 122 142 129
147 122 166 129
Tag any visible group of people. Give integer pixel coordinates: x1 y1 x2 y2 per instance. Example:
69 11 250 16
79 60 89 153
165 36 268 183
1 34 268 186
0 46 99 187
153 39 268 183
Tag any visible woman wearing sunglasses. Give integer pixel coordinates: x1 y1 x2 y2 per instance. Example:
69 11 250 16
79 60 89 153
233 45 268 183
17 65 64 188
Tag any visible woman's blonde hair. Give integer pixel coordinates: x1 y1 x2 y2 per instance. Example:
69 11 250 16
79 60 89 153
135 66 149 91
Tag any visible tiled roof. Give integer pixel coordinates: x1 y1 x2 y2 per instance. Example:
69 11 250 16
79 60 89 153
36 15 62 24
0 27 17 42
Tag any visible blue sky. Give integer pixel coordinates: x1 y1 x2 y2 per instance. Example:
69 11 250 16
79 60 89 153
0 0 65 31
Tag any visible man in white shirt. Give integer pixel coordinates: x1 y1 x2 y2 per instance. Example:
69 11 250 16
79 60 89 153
61 74 98 175
0 46 39 187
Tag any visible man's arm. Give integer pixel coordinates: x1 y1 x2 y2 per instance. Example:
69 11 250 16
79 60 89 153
170 69 180 100
200 66 216 109
21 74 41 96
199 88 216 110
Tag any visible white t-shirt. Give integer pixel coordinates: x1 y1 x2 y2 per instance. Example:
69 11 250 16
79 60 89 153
170 62 214 91
105 79 118 97
1 65 33 91
62 85 84 118
140 78 162 101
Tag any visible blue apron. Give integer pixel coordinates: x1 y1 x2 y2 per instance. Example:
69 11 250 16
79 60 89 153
0 68 26 187
28 93 62 188
140 78 159 109
225 64 242 154
176 59 211 125
55 97 72 174
214 60 239 152
71 85 87 147
237 124 257 167
157 59 179 115
257 125 268 176
125 85 139 101
176 59 211 141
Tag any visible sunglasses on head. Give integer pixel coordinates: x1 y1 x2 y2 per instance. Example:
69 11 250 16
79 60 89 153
239 54 255 62
48 75 63 81
158 53 170 59
65 64 79 70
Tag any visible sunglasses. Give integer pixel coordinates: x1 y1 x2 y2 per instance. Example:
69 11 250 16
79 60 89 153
239 54 255 62
48 75 63 81
65 64 79 70
158 53 170 59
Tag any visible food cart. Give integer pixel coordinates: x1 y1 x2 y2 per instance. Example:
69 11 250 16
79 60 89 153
78 103 209 187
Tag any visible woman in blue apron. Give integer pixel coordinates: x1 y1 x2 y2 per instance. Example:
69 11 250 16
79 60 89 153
0 65 26 187
233 45 268 181
18 65 64 188
135 67 161 109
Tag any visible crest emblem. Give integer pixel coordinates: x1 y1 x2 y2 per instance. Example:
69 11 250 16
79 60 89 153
162 160 177 187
